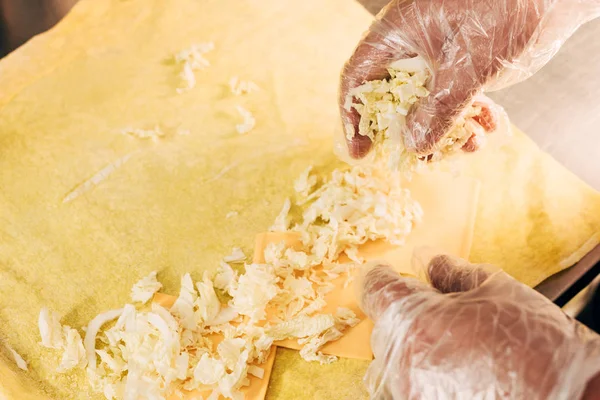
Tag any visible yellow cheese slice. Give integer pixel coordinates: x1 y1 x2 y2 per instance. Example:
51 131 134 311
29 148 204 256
153 293 277 400
253 171 480 361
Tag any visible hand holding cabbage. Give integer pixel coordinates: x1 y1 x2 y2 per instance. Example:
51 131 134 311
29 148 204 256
340 0 600 158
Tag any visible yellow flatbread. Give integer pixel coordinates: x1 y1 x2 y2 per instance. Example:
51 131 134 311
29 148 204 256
0 0 599 399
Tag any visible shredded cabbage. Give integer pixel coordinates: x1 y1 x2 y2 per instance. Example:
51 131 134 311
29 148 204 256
269 198 291 232
194 353 225 385
235 106 256 134
293 165 422 266
294 166 317 198
120 126 164 141
214 261 237 292
42 151 422 397
345 55 489 171
38 308 64 349
57 328 86 372
229 264 278 323
175 42 214 93
170 273 201 330
223 247 246 263
131 270 162 303
229 76 260 96
195 273 221 325
5 343 28 371
247 365 264 379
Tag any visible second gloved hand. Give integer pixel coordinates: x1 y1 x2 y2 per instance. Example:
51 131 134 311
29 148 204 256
359 255 600 399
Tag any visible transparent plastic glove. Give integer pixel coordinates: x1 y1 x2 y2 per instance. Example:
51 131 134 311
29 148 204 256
340 0 600 158
358 255 600 399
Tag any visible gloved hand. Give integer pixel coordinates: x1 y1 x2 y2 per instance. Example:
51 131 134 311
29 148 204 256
340 0 600 158
358 255 600 399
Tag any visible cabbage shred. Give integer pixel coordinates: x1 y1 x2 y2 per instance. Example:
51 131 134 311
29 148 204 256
175 43 215 93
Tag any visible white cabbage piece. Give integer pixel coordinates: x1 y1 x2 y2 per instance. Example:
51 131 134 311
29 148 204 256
229 264 279 323
300 308 361 365
298 328 341 365
170 273 200 330
95 349 126 374
217 338 246 370
218 349 250 399
344 246 363 264
5 343 28 371
335 307 361 327
299 296 327 316
270 275 317 319
287 248 316 270
57 327 87 372
120 126 164 141
174 351 190 380
242 325 274 364
195 274 221 325
269 198 291 232
225 211 239 219
263 241 286 266
193 353 225 385
38 308 64 349
147 311 178 351
214 261 237 292
388 56 429 73
151 302 179 332
210 307 239 326
178 62 197 93
229 76 260 95
267 314 336 341
267 309 360 364
248 365 265 379
174 42 214 92
283 276 314 299
131 270 163 303
235 106 256 134
293 166 317 198
83 308 124 372
223 247 246 263
113 303 137 335
175 42 214 68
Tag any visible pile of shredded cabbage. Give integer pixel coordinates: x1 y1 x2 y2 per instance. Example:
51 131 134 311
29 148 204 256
38 164 421 399
344 56 488 172
175 42 215 93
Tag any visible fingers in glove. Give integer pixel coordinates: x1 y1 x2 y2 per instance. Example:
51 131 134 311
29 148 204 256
404 69 480 154
339 32 405 159
461 101 498 152
360 263 436 322
427 254 497 294
339 0 419 159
